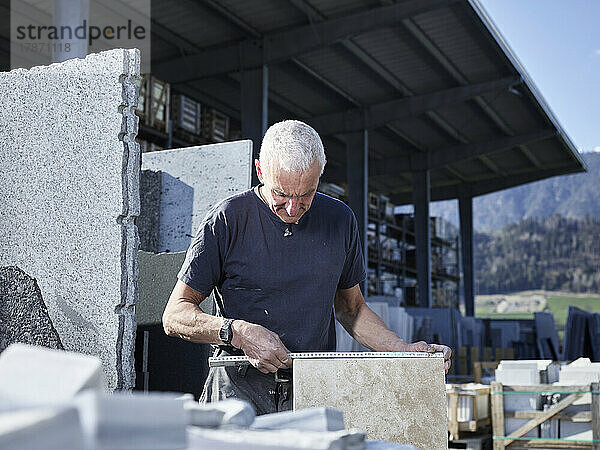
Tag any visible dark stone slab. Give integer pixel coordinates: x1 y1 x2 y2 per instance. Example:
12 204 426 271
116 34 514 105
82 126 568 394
138 169 162 253
534 312 562 360
0 266 63 353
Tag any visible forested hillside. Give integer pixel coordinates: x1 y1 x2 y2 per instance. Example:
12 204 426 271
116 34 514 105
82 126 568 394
474 215 600 294
430 152 600 231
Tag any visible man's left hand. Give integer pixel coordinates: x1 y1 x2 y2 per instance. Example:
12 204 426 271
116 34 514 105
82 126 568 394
405 341 452 374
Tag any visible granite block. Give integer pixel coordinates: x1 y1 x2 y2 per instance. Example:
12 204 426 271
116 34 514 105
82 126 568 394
137 251 186 325
138 170 162 252
251 407 345 432
0 49 141 389
293 355 447 449
187 427 365 449
141 140 253 252
185 398 255 428
75 391 187 449
0 407 85 450
0 267 63 353
0 344 103 410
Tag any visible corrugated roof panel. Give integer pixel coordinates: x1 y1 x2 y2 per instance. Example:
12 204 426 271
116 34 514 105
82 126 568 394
412 5 508 84
153 1 243 48
187 77 240 111
391 116 454 150
353 27 450 95
450 157 493 179
487 148 533 172
269 64 344 115
298 45 393 104
526 139 573 167
481 91 546 135
430 101 499 143
305 0 370 18
216 0 305 34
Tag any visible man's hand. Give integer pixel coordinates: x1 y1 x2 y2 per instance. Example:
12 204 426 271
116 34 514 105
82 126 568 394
406 341 452 374
231 321 292 374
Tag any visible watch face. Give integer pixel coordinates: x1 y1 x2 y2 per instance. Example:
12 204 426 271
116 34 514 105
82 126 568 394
220 320 232 344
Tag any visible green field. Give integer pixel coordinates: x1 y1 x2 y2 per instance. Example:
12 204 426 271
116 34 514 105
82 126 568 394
476 294 600 340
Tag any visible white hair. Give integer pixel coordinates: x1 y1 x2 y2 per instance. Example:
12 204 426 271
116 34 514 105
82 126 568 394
259 120 327 175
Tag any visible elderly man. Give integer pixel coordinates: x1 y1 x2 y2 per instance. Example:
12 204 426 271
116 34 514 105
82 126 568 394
163 120 451 414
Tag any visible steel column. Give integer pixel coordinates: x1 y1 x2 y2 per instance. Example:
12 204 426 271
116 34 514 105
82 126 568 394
412 170 431 308
346 130 369 294
459 192 474 316
241 65 268 186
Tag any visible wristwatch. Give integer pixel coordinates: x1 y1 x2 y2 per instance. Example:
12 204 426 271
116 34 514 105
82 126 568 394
219 319 235 346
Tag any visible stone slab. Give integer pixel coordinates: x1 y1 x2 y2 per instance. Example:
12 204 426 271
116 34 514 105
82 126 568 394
534 312 562 360
141 140 253 252
0 407 85 450
292 356 447 449
251 407 345 432
0 267 63 353
75 391 187 449
0 344 104 410
185 398 255 428
137 251 186 325
187 427 365 450
138 170 162 252
0 49 141 389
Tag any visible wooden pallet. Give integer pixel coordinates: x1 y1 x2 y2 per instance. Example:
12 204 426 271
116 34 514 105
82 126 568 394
490 382 600 449
448 384 491 440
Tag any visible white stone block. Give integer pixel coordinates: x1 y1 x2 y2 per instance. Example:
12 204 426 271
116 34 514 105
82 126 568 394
0 344 103 410
141 141 253 253
251 407 344 432
0 407 85 450
293 354 447 449
185 398 255 428
187 427 365 449
75 391 187 450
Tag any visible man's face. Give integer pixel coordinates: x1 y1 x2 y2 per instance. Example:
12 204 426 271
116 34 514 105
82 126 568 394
255 160 321 224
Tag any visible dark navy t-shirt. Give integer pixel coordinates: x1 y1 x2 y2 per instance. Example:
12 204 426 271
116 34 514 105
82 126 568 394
177 186 366 352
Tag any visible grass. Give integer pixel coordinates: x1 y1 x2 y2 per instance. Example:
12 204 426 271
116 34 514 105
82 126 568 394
476 294 600 342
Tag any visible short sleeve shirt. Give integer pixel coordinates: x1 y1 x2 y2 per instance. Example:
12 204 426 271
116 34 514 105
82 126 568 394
177 186 366 352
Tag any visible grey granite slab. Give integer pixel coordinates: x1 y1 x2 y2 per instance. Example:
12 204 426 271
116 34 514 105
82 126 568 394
293 356 447 449
0 49 140 389
141 141 253 252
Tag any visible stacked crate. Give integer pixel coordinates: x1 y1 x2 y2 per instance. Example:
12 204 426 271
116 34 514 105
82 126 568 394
202 108 229 142
136 75 170 134
171 94 202 137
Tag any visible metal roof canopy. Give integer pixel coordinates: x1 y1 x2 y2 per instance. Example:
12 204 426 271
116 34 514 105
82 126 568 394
148 0 585 204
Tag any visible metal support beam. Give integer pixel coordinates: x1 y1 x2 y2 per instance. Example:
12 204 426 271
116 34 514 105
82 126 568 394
371 129 555 175
390 164 584 204
346 130 369 294
412 170 431 308
459 190 474 316
311 76 520 135
241 66 269 186
153 0 457 83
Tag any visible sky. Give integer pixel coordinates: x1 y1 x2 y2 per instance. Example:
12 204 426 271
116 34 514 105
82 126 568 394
478 0 600 153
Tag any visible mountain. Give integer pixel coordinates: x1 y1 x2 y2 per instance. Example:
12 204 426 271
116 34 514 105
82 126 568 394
474 215 600 294
429 152 600 231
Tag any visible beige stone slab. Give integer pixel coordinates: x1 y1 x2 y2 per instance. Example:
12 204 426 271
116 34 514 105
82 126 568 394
293 355 448 449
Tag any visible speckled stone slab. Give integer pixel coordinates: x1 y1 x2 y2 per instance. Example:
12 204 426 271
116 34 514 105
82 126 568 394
0 49 140 389
293 355 448 449
0 266 63 353
141 141 253 252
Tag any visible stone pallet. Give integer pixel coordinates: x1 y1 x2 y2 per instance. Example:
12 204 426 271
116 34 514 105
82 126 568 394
490 382 600 449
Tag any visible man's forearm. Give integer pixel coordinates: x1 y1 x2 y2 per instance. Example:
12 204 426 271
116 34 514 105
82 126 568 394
338 303 410 352
163 301 224 344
